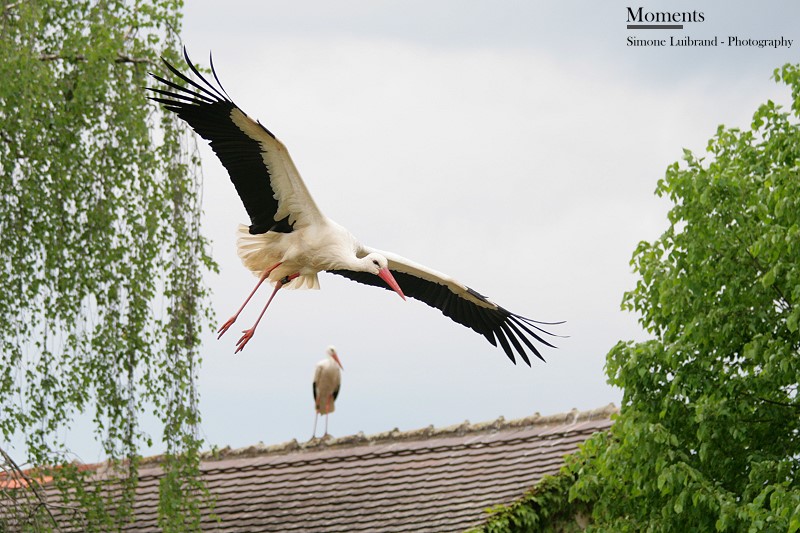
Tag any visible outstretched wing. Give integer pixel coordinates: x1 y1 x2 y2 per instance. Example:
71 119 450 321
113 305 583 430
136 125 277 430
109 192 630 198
147 48 323 234
329 248 561 366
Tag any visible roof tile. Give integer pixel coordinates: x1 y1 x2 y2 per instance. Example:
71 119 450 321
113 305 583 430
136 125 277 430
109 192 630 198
15 404 614 532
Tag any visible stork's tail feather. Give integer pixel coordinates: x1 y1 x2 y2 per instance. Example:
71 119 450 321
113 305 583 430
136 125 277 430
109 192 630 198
236 224 280 275
235 224 320 290
285 275 320 290
315 399 335 415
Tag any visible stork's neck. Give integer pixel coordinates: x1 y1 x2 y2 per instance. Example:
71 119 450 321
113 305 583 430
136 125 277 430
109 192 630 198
316 219 370 272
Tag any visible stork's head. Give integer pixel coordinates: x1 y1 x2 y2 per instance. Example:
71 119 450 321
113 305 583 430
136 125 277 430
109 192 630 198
326 345 344 370
362 253 406 301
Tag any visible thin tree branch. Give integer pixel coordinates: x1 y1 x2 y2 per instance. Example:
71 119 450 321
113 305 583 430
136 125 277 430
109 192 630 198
38 53 154 65
737 390 800 411
744 248 792 312
0 446 62 531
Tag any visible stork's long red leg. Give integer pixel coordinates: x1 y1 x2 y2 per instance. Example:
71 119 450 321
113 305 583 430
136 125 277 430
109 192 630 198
234 273 300 353
217 262 282 339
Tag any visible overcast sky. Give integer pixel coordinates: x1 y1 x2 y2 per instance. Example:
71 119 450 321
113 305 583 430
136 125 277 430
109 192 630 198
61 1 800 461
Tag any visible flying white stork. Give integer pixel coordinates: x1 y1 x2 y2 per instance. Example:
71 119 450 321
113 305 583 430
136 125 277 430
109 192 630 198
148 48 560 365
312 345 343 439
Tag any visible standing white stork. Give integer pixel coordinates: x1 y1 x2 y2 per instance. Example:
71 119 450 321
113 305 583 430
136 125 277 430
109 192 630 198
312 345 343 439
148 48 561 365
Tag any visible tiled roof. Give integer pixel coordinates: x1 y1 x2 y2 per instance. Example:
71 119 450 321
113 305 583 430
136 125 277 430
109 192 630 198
29 405 615 532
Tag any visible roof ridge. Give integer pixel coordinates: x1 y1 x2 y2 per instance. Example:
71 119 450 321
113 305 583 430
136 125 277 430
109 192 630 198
178 403 617 464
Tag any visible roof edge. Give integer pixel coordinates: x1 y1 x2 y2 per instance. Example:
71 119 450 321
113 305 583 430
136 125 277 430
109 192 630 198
178 403 617 464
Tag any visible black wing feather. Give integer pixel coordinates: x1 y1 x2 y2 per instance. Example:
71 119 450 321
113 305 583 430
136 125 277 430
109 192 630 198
328 270 560 366
147 48 288 234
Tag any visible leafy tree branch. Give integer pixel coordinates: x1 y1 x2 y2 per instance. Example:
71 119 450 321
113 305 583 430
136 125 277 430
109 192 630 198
0 0 215 529
478 63 800 532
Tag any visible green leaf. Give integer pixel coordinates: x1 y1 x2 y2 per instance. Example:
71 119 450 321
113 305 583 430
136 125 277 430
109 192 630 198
0 1 215 530
484 60 800 533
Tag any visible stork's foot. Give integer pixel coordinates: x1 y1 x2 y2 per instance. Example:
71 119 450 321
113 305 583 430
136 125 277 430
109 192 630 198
217 316 237 339
235 328 255 354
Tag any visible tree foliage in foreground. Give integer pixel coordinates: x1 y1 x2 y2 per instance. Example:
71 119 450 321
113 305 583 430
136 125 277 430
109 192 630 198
478 64 800 532
0 1 215 530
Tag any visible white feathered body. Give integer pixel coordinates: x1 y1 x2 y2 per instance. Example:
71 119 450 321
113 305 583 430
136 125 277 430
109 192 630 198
236 218 360 290
313 357 342 415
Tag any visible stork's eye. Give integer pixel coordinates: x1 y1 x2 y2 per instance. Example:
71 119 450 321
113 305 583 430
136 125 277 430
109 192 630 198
372 259 380 266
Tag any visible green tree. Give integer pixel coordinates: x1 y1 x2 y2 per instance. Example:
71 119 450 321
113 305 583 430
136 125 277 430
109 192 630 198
0 1 214 530
478 64 800 532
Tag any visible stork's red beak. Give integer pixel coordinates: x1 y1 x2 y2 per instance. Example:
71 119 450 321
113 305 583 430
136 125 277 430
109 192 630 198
378 268 406 301
331 350 344 370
